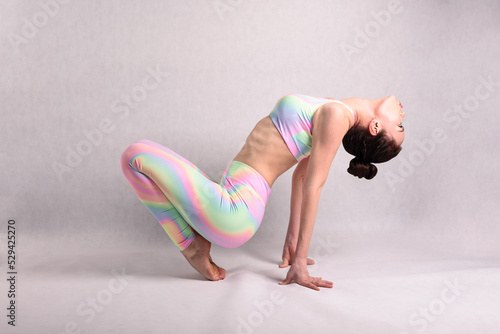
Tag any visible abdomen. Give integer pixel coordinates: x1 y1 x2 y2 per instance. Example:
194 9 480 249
233 116 298 188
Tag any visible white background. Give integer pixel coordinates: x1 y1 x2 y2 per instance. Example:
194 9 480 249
1 1 499 333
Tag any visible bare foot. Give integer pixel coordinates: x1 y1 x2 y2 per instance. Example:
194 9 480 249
180 231 226 281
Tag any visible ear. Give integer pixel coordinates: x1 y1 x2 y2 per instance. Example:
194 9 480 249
368 118 380 136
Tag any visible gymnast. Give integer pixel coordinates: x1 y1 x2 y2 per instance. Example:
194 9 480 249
120 94 405 290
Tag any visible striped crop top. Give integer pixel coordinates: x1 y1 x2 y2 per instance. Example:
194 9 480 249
269 94 356 162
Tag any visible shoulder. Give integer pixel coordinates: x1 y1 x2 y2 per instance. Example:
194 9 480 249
310 101 350 144
315 101 355 131
314 102 350 128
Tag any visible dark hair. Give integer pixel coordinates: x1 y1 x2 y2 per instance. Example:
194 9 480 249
342 123 402 180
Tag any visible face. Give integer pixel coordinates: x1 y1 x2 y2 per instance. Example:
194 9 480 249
373 95 405 145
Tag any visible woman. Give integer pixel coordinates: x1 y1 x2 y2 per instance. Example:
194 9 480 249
120 94 405 291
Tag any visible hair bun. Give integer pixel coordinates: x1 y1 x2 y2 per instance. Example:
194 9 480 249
347 157 378 180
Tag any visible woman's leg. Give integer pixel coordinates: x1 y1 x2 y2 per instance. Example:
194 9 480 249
120 140 197 251
120 139 271 279
121 140 227 280
120 139 269 249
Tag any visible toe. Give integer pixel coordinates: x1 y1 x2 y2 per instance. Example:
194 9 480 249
218 267 226 280
209 264 226 281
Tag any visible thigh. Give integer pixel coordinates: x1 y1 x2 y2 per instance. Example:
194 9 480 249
127 141 262 248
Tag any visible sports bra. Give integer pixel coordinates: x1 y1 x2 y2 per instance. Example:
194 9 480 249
269 94 356 162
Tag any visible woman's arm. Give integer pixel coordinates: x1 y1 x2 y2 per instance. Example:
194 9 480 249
279 157 315 268
279 104 349 290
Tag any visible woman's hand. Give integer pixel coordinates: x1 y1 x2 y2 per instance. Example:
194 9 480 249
279 259 333 291
279 242 315 268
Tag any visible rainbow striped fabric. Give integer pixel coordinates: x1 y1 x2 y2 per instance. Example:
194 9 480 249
121 140 271 250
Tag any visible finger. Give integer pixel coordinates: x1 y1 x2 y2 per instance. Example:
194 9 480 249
279 275 293 285
312 277 333 288
279 258 289 268
302 281 320 291
306 258 315 265
317 280 333 288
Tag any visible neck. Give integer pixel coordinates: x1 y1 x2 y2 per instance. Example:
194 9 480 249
341 97 378 127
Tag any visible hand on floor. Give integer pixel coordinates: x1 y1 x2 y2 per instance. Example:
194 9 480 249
279 260 333 291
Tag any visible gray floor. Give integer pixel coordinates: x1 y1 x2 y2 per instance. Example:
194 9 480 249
3 231 499 334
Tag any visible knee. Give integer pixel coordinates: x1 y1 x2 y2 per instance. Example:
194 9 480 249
120 140 150 170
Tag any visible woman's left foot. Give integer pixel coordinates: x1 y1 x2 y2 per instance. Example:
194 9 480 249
180 232 226 281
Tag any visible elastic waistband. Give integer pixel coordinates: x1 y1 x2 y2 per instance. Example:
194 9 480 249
221 160 272 204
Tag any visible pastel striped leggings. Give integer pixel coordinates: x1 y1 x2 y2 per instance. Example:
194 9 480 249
120 140 271 250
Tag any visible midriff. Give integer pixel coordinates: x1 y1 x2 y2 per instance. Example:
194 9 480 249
233 116 298 188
